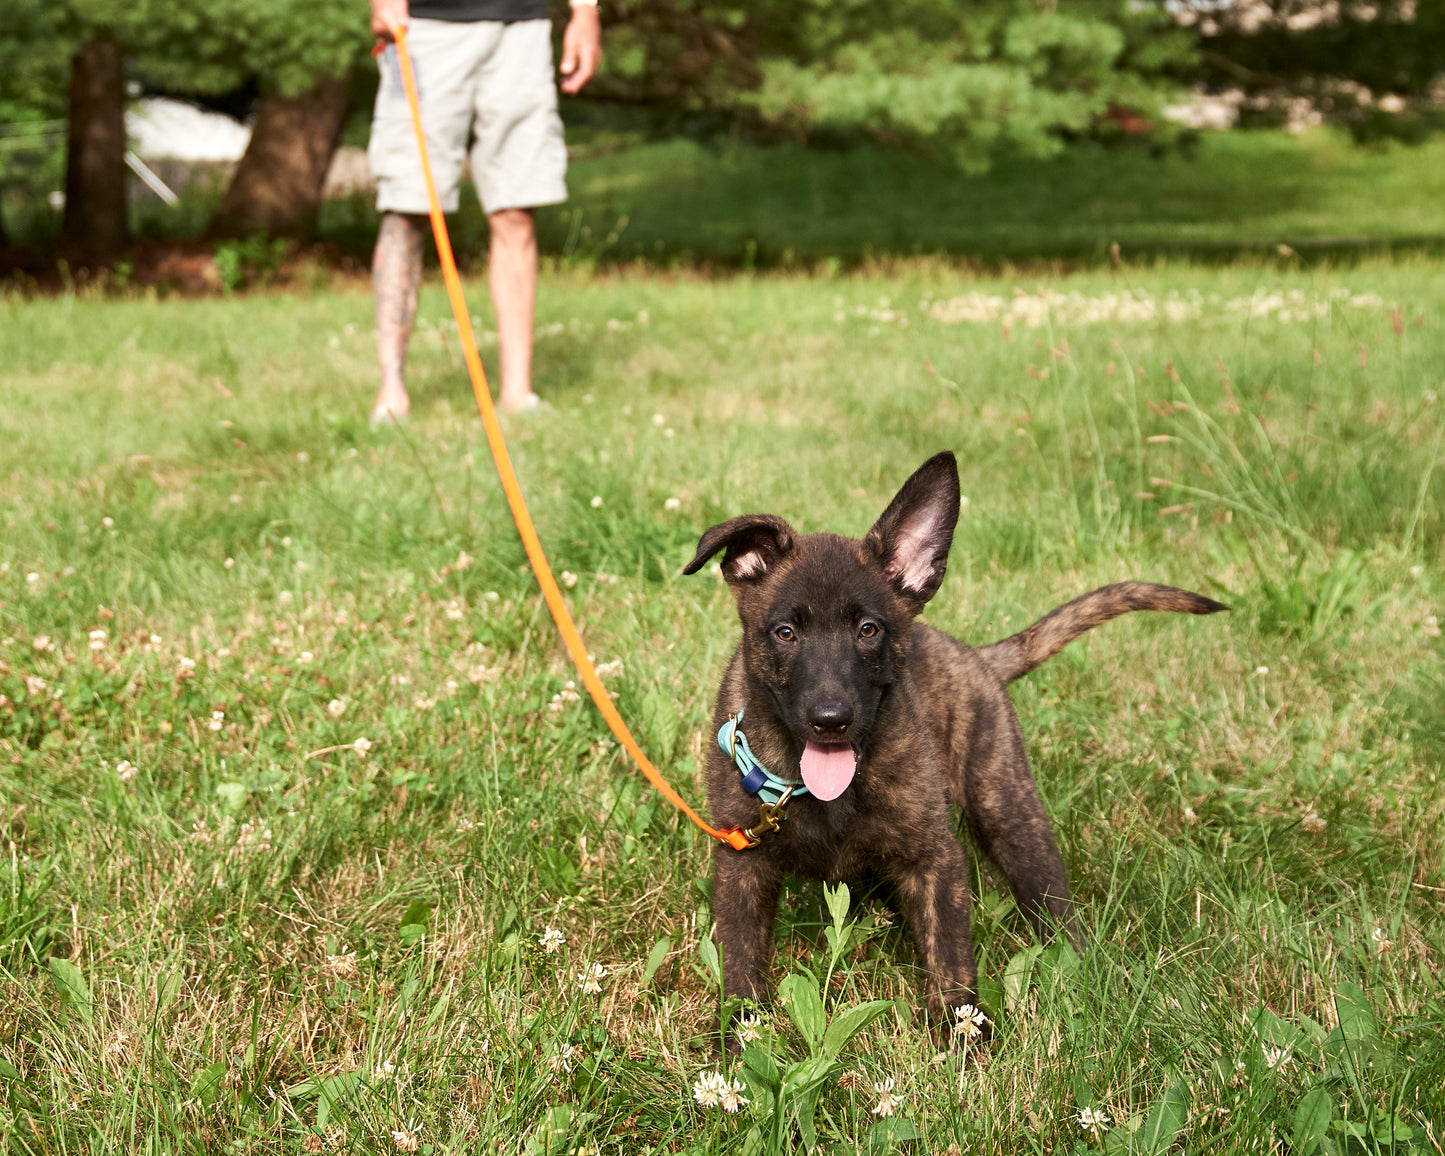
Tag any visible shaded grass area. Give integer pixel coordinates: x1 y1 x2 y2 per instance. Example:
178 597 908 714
0 259 1443 1153
8 127 1443 277
319 127 1445 269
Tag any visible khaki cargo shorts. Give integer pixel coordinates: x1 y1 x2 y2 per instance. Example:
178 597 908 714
369 17 567 214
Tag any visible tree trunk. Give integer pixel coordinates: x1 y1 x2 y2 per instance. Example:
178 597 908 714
62 36 129 264
208 75 350 239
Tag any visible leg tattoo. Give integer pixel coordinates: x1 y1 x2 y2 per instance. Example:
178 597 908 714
372 212 424 420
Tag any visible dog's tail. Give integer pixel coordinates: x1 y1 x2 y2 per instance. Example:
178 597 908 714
977 582 1227 684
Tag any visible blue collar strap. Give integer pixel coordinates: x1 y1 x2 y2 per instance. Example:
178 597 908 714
718 707 809 805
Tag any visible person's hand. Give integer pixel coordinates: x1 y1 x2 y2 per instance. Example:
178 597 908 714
559 5 602 95
371 0 409 42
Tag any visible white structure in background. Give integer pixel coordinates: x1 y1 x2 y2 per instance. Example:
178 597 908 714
127 98 252 163
125 96 373 200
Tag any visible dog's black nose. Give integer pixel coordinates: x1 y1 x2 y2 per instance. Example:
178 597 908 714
808 701 853 737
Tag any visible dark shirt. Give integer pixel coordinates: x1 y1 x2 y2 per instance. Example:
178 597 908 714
409 0 549 20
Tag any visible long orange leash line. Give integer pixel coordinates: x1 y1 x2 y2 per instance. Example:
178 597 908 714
390 28 751 851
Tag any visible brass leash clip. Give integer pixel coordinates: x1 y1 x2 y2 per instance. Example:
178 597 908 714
743 785 795 844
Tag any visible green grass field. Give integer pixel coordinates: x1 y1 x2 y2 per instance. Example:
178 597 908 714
1 255 1443 1153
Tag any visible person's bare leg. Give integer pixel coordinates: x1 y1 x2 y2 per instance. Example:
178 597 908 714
371 211 425 423
487 207 539 413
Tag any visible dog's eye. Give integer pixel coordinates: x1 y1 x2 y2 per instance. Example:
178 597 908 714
774 625 795 642
858 621 880 639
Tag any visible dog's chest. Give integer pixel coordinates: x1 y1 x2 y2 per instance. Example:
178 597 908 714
773 767 947 880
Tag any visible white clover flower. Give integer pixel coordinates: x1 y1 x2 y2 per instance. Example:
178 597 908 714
323 950 357 978
953 1003 988 1040
455 550 474 570
1077 1106 1111 1137
719 1077 749 1114
1301 810 1326 835
1264 1045 1291 1071
298 651 314 664
115 760 138 781
32 635 53 652
178 656 196 672
25 572 40 585
872 1078 902 1118
663 497 681 512
651 413 666 427
101 516 114 528
547 1043 578 1073
353 737 372 757
1372 926 1393 955
224 557 235 570
576 962 607 993
539 926 566 953
590 496 603 509
208 711 225 732
456 817 475 833
1410 565 1425 578
1254 665 1270 676
88 629 107 651
692 1070 726 1108
327 699 346 720
736 1013 763 1046
216 647 230 659
375 1060 397 1079
25 675 47 696
561 571 579 589
390 1123 419 1152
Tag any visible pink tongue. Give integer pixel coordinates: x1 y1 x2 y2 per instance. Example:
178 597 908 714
799 742 857 801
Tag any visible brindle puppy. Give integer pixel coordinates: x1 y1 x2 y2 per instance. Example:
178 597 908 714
683 451 1224 1042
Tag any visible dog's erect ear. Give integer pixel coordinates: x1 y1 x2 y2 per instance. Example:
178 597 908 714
683 514 796 585
864 452 961 606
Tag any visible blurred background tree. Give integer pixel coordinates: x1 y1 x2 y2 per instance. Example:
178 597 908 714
1190 0 1445 141
589 0 1197 167
0 0 367 262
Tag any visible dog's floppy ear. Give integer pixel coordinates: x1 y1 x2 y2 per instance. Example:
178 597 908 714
683 514 796 585
864 452 961 606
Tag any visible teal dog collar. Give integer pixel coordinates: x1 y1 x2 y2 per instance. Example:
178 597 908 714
718 707 809 805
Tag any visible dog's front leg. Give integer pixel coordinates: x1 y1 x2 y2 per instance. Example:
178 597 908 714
889 841 980 1040
712 845 782 1045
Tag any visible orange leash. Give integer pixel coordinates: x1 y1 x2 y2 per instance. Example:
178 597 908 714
389 28 752 852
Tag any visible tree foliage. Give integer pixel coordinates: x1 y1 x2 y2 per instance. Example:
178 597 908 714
593 0 1196 168
1194 0 1445 140
0 0 369 102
